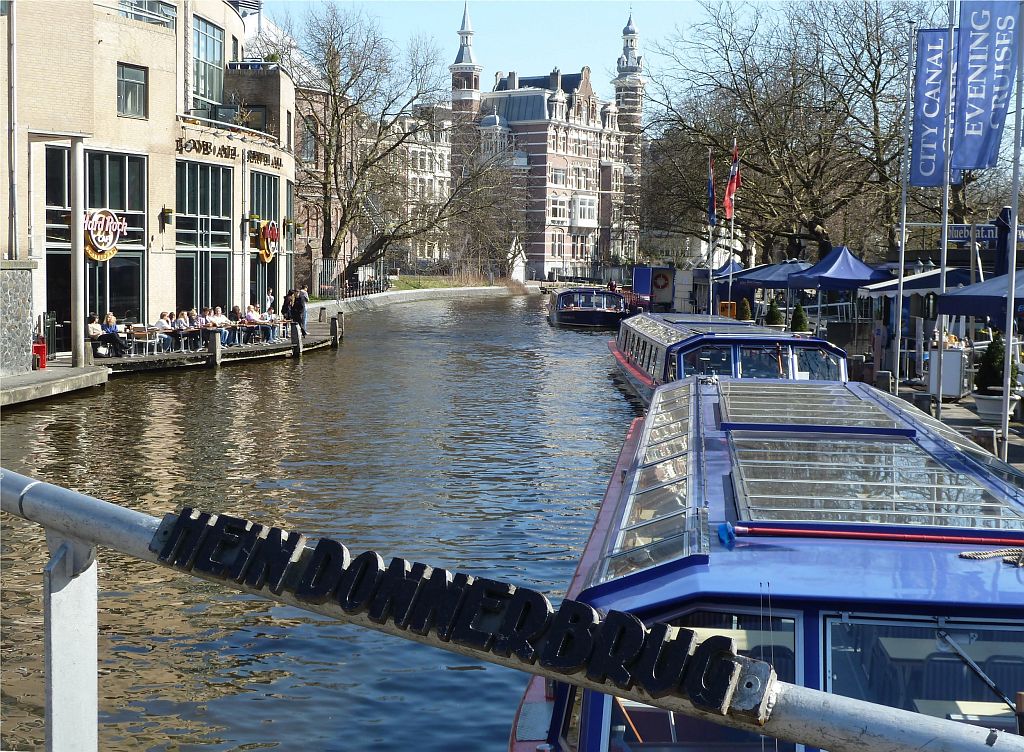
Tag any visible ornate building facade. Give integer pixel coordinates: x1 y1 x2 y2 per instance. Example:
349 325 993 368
449 8 642 281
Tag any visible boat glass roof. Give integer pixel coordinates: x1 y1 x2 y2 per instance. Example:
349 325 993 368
597 381 704 582
720 381 900 429
593 378 1024 587
867 388 1024 492
730 431 1024 529
624 314 801 349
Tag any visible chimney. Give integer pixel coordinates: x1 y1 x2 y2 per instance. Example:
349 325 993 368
508 71 518 90
549 67 561 92
495 71 505 89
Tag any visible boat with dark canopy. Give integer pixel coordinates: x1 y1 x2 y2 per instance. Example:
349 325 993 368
510 377 1024 751
610 313 848 405
548 287 629 328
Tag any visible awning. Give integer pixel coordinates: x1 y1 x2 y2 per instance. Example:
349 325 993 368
936 273 1024 321
857 268 973 299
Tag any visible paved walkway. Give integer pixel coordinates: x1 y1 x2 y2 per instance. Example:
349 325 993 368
1 360 109 407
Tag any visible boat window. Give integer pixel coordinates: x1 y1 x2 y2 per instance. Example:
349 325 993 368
579 292 593 307
557 684 582 752
738 345 787 379
636 455 687 492
794 346 842 381
826 616 1024 732
603 612 797 751
681 345 732 376
649 348 662 378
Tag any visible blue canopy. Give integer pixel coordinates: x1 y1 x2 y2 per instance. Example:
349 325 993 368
788 246 891 290
936 273 1024 321
723 259 811 289
714 260 744 277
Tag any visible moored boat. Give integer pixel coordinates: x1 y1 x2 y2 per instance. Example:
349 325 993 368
548 287 629 328
510 377 1024 751
610 312 847 405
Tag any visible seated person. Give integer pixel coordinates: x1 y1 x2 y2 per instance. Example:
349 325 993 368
87 313 102 341
99 312 128 357
152 311 174 352
244 305 274 343
208 306 232 346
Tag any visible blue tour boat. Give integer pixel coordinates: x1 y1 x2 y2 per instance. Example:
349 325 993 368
548 287 630 328
609 313 848 405
511 377 1024 751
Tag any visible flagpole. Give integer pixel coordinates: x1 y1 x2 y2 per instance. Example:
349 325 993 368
935 1 955 418
894 22 915 390
707 147 716 316
998 1 1023 462
727 139 738 312
708 224 715 315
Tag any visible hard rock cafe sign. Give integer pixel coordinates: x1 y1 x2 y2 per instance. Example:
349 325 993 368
258 220 280 264
84 209 129 262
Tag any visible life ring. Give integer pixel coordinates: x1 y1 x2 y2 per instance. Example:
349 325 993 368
653 272 670 290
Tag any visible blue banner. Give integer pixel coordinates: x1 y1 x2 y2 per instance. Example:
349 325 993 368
911 29 953 187
952 0 1021 169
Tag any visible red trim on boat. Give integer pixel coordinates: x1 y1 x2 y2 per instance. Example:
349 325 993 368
733 525 1024 546
606 340 656 389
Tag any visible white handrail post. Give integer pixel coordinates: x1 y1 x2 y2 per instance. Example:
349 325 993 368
43 532 98 752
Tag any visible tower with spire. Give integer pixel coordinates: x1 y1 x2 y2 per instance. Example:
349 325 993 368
450 3 483 116
612 13 644 258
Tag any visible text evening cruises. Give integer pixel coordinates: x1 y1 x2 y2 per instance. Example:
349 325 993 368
548 287 630 328
510 377 1024 751
610 313 848 405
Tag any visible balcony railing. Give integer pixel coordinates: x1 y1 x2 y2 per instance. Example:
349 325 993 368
96 0 176 29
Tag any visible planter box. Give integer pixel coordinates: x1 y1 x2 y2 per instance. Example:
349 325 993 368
971 392 1020 425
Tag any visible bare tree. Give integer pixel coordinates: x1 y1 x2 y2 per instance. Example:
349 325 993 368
255 5 518 283
645 0 972 262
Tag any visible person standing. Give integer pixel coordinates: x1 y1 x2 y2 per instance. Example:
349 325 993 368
265 288 275 315
291 287 308 336
297 284 310 334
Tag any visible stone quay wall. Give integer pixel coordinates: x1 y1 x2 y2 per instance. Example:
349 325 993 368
1 261 37 377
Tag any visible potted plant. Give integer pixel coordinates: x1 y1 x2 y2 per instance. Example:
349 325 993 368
765 299 785 330
972 332 1020 424
790 302 810 332
738 298 753 323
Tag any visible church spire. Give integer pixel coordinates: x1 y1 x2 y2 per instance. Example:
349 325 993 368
450 2 482 114
453 2 476 65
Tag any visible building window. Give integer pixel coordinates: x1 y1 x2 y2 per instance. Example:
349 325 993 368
192 16 224 111
117 63 148 118
550 198 568 222
302 117 317 164
552 233 564 257
550 168 566 186
286 111 292 152
250 170 279 223
232 35 239 62
175 161 232 248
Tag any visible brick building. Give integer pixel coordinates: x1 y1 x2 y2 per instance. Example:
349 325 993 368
449 7 643 281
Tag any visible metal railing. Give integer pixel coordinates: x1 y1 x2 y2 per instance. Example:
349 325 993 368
2 468 1021 752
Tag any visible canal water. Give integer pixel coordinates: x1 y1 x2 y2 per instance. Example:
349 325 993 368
1 294 642 751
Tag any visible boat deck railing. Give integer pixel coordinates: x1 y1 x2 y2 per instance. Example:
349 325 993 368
1 469 1020 752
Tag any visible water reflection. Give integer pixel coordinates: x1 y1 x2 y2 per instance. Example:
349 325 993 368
1 295 640 751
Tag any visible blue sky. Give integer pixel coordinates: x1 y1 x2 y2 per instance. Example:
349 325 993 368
261 0 705 99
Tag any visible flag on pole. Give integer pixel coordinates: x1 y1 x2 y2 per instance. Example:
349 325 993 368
707 150 717 227
951 0 1021 169
723 140 741 220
